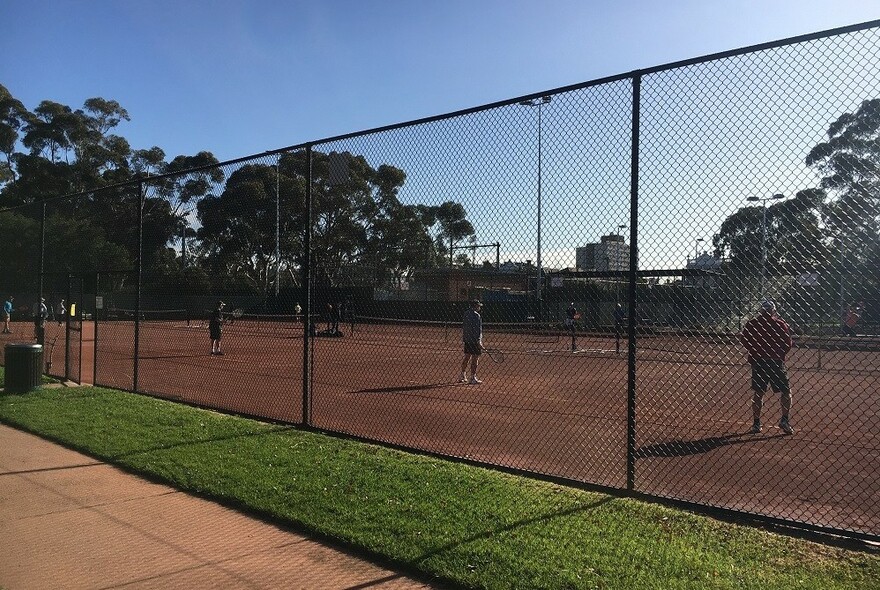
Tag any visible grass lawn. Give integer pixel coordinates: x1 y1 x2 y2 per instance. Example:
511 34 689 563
0 370 877 589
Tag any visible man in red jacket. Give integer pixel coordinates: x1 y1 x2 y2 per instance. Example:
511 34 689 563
739 300 794 435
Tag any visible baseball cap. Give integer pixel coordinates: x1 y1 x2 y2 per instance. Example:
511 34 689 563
761 300 776 312
471 299 482 306
218 300 226 307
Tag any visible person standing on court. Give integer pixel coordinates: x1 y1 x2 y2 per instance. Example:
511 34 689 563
460 299 483 384
345 297 355 333
33 297 48 344
3 295 13 333
209 301 225 355
565 302 578 351
739 300 794 435
613 303 626 354
332 301 342 334
57 298 66 326
841 303 861 336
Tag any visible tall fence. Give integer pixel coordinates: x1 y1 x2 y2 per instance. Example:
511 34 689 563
2 21 879 541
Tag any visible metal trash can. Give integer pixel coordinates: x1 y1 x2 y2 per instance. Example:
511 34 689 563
4 343 43 393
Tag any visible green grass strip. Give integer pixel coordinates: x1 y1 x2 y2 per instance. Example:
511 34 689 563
0 380 877 589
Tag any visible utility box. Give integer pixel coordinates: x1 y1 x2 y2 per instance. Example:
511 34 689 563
4 343 43 393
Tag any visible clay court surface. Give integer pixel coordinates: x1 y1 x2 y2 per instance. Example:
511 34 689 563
3 318 878 537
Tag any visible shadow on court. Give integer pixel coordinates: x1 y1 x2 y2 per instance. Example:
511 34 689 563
352 382 461 394
635 431 789 458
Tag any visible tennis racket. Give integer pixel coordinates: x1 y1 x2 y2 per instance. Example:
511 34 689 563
485 348 505 363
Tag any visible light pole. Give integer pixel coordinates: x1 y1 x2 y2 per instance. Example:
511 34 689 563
746 193 784 300
520 96 551 319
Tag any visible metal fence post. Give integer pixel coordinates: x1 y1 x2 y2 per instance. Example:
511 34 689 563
133 179 144 393
302 147 313 426
37 202 46 347
65 273 72 380
626 73 642 492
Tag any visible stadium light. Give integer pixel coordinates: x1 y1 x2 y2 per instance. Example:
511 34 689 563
746 193 785 299
520 96 552 319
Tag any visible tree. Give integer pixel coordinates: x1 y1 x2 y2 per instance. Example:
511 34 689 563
196 162 302 293
0 84 29 186
0 209 131 294
426 201 476 266
806 98 880 242
806 98 880 306
713 99 880 323
195 150 476 293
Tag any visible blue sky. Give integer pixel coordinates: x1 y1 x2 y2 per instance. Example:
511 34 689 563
3 2 879 270
4 1 877 162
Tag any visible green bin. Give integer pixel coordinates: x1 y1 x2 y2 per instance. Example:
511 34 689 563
4 343 43 393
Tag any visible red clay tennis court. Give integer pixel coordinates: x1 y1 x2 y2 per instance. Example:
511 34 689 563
3 317 877 537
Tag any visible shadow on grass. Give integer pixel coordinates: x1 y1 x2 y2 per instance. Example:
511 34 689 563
107 425 295 460
414 497 615 565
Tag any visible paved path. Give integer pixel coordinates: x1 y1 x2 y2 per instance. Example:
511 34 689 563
0 424 443 589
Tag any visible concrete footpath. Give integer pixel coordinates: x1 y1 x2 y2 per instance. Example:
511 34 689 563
0 424 443 589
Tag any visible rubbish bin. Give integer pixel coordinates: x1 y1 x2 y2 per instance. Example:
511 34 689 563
4 343 43 393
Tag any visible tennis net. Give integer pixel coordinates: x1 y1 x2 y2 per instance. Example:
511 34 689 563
353 316 561 345
107 309 188 323
225 312 314 339
632 330 880 372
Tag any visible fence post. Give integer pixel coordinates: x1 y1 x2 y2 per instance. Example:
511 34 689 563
37 202 46 347
627 73 642 492
302 147 312 426
133 179 144 393
65 273 72 380
94 271 100 385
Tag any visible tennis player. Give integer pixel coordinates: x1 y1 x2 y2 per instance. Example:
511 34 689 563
209 301 225 355
459 299 483 384
739 300 794 434
3 295 13 333
613 303 625 354
33 297 48 343
842 303 861 336
565 302 578 351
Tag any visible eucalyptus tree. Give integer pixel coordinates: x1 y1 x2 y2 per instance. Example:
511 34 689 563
0 84 28 186
806 97 880 306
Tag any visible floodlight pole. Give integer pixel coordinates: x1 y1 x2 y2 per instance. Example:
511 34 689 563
694 237 704 261
520 96 551 320
746 194 784 300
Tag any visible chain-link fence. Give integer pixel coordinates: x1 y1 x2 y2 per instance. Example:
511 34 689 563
2 22 878 540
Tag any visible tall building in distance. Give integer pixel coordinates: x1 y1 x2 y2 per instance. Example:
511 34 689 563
576 234 630 271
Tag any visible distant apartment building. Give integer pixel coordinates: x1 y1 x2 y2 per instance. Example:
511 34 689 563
576 234 630 271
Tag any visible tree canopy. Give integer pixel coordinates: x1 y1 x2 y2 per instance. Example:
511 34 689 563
0 86 476 297
713 98 880 317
